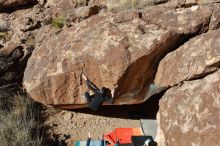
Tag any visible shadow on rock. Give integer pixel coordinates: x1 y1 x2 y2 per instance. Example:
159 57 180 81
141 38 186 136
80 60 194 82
72 91 165 120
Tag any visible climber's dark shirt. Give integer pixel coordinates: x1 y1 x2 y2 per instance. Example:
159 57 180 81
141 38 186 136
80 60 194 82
84 79 108 111
86 92 107 111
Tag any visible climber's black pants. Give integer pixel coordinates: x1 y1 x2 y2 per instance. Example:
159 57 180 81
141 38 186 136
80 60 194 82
85 91 107 111
84 80 107 111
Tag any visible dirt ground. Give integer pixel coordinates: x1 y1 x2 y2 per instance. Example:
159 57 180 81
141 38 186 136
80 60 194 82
44 108 140 145
44 94 160 145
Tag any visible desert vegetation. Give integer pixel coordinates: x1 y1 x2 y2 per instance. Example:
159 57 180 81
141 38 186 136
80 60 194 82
73 0 88 4
73 0 139 10
0 31 12 42
106 0 138 10
0 89 45 146
51 16 66 28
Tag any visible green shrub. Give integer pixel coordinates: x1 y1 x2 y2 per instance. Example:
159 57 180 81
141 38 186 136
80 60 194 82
51 16 65 28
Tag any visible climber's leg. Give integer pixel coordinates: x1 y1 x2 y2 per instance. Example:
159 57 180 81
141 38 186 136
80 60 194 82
85 92 92 104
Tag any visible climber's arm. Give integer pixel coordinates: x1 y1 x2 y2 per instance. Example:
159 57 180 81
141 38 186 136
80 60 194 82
82 74 99 93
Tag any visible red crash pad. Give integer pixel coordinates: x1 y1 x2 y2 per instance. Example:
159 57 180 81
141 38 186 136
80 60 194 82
104 128 143 146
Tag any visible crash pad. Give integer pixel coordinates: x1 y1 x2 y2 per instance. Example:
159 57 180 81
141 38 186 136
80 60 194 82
140 119 157 139
104 128 143 146
75 139 105 146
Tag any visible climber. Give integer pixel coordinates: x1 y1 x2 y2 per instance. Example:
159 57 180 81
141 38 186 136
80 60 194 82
82 74 112 111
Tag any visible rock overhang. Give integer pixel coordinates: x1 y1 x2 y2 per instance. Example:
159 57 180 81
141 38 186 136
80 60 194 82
23 4 218 109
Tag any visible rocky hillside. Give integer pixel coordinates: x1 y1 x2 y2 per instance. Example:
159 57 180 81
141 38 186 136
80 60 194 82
0 0 220 145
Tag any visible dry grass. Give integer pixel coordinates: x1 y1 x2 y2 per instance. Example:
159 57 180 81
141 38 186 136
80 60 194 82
105 0 162 11
73 0 87 4
0 31 12 41
0 93 45 146
106 0 138 11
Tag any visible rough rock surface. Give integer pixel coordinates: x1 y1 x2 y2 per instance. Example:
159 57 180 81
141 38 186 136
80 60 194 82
209 4 220 30
172 0 220 6
23 15 179 107
143 4 212 34
0 0 37 10
156 70 220 146
0 2 53 87
0 0 220 145
0 43 33 85
154 27 220 146
155 29 220 87
23 4 216 108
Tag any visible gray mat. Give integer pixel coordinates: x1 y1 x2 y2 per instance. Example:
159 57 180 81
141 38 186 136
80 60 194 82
140 119 157 139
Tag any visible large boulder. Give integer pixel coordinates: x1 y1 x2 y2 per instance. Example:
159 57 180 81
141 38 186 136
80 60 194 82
23 14 178 108
155 27 220 146
23 5 215 109
155 29 220 87
156 70 220 146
